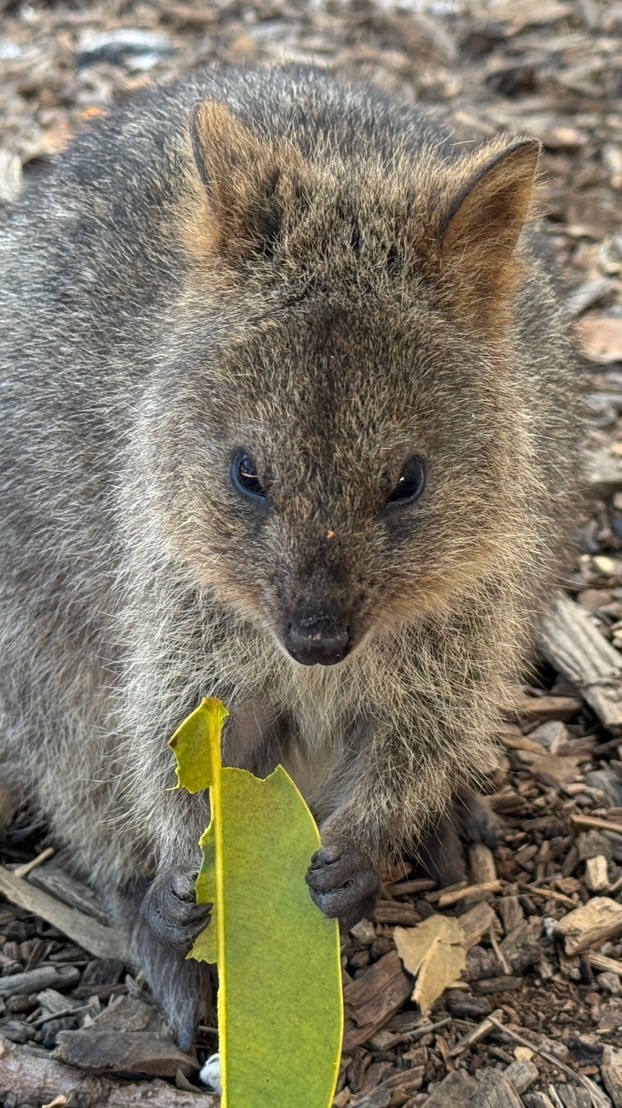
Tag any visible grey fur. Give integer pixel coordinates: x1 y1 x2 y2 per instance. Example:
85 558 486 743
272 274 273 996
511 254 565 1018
0 65 582 1044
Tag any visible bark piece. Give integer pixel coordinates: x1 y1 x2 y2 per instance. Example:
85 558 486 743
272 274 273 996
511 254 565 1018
424 1071 477 1107
28 864 110 925
558 897 622 955
504 1059 539 1094
0 965 80 999
538 593 622 730
602 1046 622 1108
578 315 622 363
373 901 421 926
437 880 501 908
459 901 499 949
448 1008 504 1057
530 720 570 750
470 1070 524 1107
500 919 543 973
444 990 493 1019
0 1033 215 1106
517 695 582 722
0 864 126 961
589 952 622 977
344 949 412 1029
585 855 610 892
54 1029 194 1078
532 752 579 786
474 975 523 993
586 446 622 496
499 896 524 934
91 994 170 1034
573 814 622 836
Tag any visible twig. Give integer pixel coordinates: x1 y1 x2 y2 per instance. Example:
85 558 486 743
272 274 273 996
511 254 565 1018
525 885 577 908
571 814 622 836
488 925 511 975
436 880 502 908
449 1009 505 1058
487 1016 611 1108
13 847 55 878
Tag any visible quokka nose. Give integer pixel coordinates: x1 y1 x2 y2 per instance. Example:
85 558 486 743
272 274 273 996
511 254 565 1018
285 612 351 666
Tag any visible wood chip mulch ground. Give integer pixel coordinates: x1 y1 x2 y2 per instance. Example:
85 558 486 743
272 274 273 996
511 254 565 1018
2 0 622 1105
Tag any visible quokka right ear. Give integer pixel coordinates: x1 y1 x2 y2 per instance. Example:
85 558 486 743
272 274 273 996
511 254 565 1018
189 100 306 264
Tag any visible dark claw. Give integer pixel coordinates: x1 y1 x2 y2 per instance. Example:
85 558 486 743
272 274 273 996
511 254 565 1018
306 840 380 930
458 790 498 851
141 868 212 952
418 788 499 887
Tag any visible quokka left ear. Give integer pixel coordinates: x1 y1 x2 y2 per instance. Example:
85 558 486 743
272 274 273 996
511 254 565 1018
439 137 541 332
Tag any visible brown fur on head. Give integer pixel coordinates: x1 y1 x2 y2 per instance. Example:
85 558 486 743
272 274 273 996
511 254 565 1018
161 102 542 661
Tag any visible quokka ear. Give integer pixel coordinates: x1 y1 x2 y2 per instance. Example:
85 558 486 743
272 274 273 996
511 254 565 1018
440 138 541 332
189 100 305 264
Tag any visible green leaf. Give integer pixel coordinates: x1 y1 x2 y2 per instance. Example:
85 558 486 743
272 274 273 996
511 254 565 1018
194 821 217 964
168 697 228 794
169 698 343 1108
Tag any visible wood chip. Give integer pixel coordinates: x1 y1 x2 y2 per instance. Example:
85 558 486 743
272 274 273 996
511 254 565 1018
0 150 23 205
588 952 622 977
577 316 622 364
448 1008 505 1057
437 880 502 908
13 847 56 879
602 1046 622 1108
499 897 525 934
517 695 582 722
572 814 622 836
532 753 580 786
471 1070 525 1107
504 1058 539 1094
373 901 421 926
0 1033 217 1107
344 950 412 1030
424 1071 477 1107
0 865 126 961
54 1030 194 1078
0 966 80 999
586 446 622 496
458 901 499 949
27 865 111 926
557 897 622 955
474 975 523 993
538 593 622 731
585 855 610 893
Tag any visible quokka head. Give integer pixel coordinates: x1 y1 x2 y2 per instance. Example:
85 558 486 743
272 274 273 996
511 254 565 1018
151 95 542 665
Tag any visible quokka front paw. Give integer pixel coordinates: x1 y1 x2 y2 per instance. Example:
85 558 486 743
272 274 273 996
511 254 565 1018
305 840 380 929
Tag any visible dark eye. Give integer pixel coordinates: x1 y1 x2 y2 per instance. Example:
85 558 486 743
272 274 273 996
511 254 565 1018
387 455 426 506
231 451 267 502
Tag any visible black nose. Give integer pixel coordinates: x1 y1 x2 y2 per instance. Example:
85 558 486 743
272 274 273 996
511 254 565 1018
285 611 351 666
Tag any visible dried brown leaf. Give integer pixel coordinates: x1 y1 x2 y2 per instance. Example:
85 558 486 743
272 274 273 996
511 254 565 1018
394 915 466 1014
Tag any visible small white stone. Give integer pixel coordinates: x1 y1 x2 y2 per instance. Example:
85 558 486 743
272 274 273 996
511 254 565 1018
199 1052 222 1094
